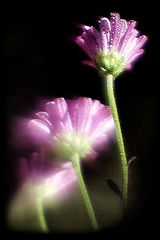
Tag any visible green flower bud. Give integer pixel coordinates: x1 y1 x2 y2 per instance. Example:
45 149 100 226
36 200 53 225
96 50 125 77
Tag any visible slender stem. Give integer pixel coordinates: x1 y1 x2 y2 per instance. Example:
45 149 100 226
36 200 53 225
71 153 99 231
105 74 128 210
36 197 48 232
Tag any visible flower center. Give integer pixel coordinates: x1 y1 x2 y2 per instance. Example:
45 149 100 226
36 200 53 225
56 133 92 159
96 50 125 76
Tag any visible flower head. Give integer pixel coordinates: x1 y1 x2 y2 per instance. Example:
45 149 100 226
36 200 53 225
7 153 77 230
24 97 115 160
75 12 148 76
18 153 77 203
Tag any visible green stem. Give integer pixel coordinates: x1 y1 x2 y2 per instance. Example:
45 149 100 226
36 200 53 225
105 74 128 210
71 153 99 231
36 197 48 232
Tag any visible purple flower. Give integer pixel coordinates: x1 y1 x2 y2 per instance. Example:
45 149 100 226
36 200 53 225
18 153 77 202
8 151 77 231
75 12 148 76
16 97 115 160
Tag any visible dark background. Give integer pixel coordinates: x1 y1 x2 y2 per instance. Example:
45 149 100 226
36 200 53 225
2 1 157 239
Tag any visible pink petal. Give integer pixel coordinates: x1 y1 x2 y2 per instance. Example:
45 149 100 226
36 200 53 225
83 99 106 134
81 26 101 58
122 29 139 57
45 98 73 136
48 162 77 201
125 49 145 66
99 17 111 54
75 36 94 59
35 111 53 128
81 60 96 68
88 106 115 147
46 98 67 122
117 19 132 50
119 19 128 39
11 117 51 151
127 35 147 60
67 97 93 133
109 12 121 49
83 25 101 49
119 20 137 54
28 119 52 145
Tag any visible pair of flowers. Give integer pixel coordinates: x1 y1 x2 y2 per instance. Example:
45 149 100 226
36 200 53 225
10 97 115 231
14 97 115 201
10 12 147 232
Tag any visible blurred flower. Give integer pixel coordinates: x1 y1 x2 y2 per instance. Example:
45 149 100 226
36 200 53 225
26 97 115 160
7 153 77 231
10 97 114 231
12 97 115 160
18 153 77 202
75 12 148 76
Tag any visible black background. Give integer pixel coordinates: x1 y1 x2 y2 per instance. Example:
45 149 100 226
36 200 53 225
2 1 157 239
